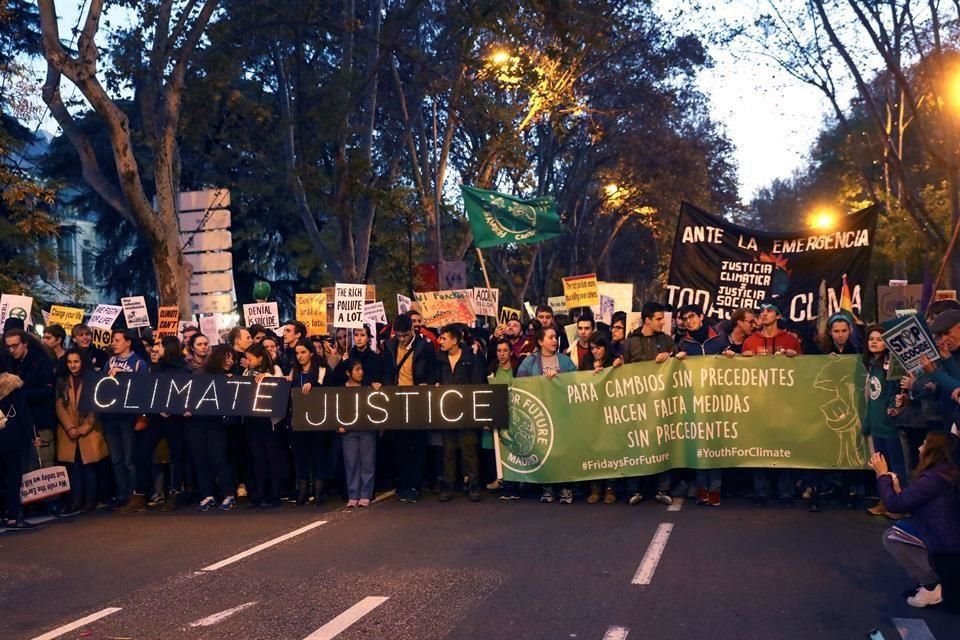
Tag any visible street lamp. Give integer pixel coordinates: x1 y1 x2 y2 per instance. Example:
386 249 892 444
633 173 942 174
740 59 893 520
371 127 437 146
603 183 620 197
489 49 511 66
809 208 837 231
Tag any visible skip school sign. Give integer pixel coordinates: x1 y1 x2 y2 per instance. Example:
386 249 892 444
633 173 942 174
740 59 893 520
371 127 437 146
80 373 290 418
291 385 509 431
666 202 878 322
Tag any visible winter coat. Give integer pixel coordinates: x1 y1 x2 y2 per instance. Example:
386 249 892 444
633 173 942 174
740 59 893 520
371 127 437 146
516 351 577 378
879 463 960 554
55 377 108 464
0 373 35 453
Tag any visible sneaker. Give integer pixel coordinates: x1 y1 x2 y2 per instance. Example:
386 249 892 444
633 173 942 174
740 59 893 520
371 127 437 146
486 479 503 490
801 487 813 501
540 488 555 503
707 490 721 507
438 491 453 502
499 493 520 501
397 489 410 503
468 489 481 502
147 492 165 507
345 499 359 508
236 484 248 498
559 488 573 504
406 489 419 504
628 492 643 506
907 585 942 608
586 491 601 504
358 498 371 507
219 496 237 511
603 488 617 504
696 487 709 505
655 491 673 506
198 496 216 512
4 518 38 531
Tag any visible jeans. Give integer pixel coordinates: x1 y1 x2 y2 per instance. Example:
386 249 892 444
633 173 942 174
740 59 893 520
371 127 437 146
103 418 137 499
752 469 794 499
882 527 938 585
185 416 235 499
695 469 722 491
136 416 186 495
442 429 479 490
872 435 908 484
342 431 376 500
245 419 287 504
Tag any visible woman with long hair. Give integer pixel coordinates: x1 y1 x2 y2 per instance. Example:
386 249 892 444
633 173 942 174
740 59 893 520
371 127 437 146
290 339 333 505
486 338 518 499
243 342 286 508
184 332 211 372
586 331 621 505
517 325 576 504
339 357 377 508
872 432 960 610
55 348 109 512
862 325 909 518
186 345 239 511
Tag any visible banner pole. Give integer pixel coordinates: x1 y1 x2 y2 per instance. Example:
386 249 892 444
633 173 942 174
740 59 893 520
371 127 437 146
926 212 960 316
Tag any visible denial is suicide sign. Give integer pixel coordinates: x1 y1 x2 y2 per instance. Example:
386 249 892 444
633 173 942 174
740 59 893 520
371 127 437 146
291 385 509 431
80 373 291 418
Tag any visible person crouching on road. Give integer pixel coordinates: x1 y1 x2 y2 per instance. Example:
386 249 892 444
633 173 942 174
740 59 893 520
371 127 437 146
340 358 376 508
871 432 960 611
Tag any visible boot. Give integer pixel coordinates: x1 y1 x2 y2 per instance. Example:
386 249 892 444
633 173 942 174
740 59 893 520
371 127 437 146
867 500 888 516
116 493 146 514
296 480 309 506
313 480 326 506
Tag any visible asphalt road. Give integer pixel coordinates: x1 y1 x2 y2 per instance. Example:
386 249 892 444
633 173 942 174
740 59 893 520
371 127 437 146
1 494 955 640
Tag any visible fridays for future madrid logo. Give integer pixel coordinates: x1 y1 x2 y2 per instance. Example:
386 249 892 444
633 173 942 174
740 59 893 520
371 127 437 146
500 388 554 474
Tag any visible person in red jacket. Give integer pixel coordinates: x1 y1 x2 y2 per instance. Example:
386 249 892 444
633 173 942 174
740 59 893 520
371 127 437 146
742 301 802 357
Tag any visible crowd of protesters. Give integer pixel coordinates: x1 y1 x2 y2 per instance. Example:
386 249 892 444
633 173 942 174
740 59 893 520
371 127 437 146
0 296 958 611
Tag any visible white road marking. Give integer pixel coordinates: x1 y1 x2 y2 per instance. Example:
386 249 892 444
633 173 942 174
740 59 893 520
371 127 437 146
602 625 630 639
302 596 389 640
667 497 684 511
201 520 328 571
631 523 674 585
892 617 937 640
188 601 258 627
30 607 122 640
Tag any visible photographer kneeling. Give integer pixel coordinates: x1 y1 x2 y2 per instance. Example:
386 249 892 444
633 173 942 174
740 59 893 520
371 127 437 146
870 432 960 611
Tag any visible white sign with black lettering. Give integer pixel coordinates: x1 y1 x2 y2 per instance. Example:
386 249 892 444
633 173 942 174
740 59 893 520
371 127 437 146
20 466 70 504
363 301 387 326
121 296 150 329
0 293 34 326
335 283 366 328
472 288 499 317
88 304 123 330
881 314 940 374
242 302 279 330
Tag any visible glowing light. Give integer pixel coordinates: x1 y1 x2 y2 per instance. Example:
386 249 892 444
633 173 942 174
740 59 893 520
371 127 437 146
603 183 620 197
809 209 837 230
489 49 511 66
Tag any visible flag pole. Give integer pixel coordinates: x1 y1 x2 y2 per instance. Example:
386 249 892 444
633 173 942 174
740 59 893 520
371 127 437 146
925 212 960 316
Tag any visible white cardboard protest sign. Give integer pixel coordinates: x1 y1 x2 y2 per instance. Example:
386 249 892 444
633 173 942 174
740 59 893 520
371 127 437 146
199 314 226 344
88 304 123 330
242 302 279 330
121 296 150 329
363 301 387 326
0 294 34 326
20 466 70 504
598 295 615 325
472 288 499 318
881 314 940 374
335 283 366 328
397 294 412 316
547 295 568 316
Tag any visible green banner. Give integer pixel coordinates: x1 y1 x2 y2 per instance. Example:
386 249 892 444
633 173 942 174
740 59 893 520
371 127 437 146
461 185 564 248
497 355 869 484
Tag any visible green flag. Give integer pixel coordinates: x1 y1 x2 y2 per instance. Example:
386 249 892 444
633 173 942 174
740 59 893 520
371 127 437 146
461 185 563 248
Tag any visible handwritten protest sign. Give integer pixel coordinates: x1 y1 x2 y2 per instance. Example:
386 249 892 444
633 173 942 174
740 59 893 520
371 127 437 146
397 294 412 315
48 305 85 333
363 301 387 326
562 273 599 307
881 314 940 374
243 301 279 330
334 284 366 328
296 293 328 336
499 306 522 325
121 296 150 329
547 296 567 316
472 288 499 317
414 290 476 327
156 306 180 337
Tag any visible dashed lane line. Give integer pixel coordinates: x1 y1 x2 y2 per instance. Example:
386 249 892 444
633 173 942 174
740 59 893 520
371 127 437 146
631 523 674 585
602 625 630 639
29 607 122 640
302 596 390 640
187 601 258 628
201 519 328 571
892 617 937 640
